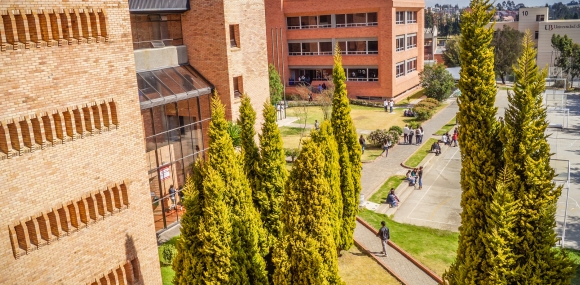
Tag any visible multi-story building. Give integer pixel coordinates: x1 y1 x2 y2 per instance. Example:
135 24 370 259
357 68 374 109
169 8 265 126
491 6 580 76
0 1 161 284
129 0 269 233
266 0 425 101
0 0 270 283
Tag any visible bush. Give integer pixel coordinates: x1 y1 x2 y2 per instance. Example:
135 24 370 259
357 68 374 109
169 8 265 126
348 99 384 108
423 98 440 106
284 148 299 161
415 100 438 110
408 122 421 129
367 129 400 147
389 125 403 135
412 106 434 121
227 122 241 147
160 243 177 266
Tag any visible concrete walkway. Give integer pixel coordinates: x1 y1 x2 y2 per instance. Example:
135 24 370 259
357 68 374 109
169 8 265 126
354 220 440 285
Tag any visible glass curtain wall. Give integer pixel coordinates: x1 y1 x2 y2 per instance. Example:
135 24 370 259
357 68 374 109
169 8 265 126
142 94 211 232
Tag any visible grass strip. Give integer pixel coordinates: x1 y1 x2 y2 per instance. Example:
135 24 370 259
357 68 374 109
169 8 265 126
435 117 457 135
404 138 439 168
279 126 305 136
368 175 406 204
159 236 180 285
565 249 580 284
361 147 383 163
358 209 458 275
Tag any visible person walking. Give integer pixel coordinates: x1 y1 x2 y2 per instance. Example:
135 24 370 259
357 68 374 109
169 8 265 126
419 127 424 144
403 124 409 144
383 99 389 112
418 166 424 190
359 135 366 154
389 100 394 113
314 120 320 130
408 127 414 146
452 131 458 147
415 128 421 145
376 221 390 257
380 139 391 157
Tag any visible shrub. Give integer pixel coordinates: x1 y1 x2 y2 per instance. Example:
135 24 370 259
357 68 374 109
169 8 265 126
227 122 241 147
160 243 177 266
415 100 438 110
423 98 441 106
284 148 299 161
367 129 400 147
408 122 421 129
412 106 433 121
389 125 403 135
348 99 384 108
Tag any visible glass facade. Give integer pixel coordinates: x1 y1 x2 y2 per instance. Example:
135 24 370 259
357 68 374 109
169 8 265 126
142 94 212 232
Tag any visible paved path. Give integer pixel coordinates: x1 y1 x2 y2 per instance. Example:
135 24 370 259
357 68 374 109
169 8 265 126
354 220 439 285
360 99 459 199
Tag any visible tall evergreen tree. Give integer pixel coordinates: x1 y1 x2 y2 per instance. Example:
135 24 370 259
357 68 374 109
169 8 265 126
173 162 232 284
486 169 519 285
311 121 344 251
238 94 260 194
272 140 343 285
501 31 575 284
330 43 362 251
444 0 502 283
269 64 284 104
255 101 288 279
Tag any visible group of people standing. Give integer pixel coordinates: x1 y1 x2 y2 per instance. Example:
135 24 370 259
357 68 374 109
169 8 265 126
383 99 394 113
405 166 424 190
403 124 424 145
441 127 459 147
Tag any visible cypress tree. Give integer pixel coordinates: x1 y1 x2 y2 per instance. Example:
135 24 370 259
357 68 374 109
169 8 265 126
272 140 343 285
444 0 502 283
486 169 519 285
238 94 261 194
207 95 268 285
173 162 232 284
330 43 362 251
501 31 575 284
311 120 343 251
255 101 289 279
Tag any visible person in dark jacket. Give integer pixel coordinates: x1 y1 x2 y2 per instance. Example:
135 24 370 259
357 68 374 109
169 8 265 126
376 221 390 256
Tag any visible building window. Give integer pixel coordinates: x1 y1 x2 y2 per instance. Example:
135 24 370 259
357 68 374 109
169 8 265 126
536 15 544 21
131 14 183 50
396 11 405 24
396 35 405 52
406 11 417 23
345 67 379 81
233 76 243 97
319 42 333 55
336 12 379 27
301 16 318 28
229 24 240 48
396 61 405 78
406 58 417 73
319 15 331 27
406 34 417 49
535 31 539 39
291 39 377 55
287 17 300 29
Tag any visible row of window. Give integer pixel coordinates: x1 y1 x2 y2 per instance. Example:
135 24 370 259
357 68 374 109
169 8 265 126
288 40 378 56
395 34 418 52
287 13 378 29
8 183 129 259
346 68 379 81
396 58 418 78
396 11 418 24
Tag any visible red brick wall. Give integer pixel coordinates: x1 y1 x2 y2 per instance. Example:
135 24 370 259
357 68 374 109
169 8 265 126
0 1 161 284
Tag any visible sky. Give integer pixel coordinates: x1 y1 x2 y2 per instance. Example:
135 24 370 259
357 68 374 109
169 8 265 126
425 0 568 8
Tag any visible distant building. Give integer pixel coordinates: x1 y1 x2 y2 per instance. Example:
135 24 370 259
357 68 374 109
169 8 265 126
490 6 580 76
266 0 425 101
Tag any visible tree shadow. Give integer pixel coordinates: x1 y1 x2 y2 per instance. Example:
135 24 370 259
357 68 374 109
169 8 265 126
125 234 144 285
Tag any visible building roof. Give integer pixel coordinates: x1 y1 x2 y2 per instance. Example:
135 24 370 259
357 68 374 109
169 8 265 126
129 0 190 13
137 65 212 109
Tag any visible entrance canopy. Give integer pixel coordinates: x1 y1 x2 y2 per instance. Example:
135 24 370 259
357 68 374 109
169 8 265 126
129 0 190 13
137 65 213 109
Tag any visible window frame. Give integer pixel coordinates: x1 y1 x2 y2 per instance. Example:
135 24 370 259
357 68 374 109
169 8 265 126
406 11 417 24
396 11 405 24
406 34 417 49
396 35 405 52
396 61 405 78
406 57 417 74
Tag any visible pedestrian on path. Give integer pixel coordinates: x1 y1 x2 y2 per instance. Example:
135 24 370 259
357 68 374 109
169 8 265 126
419 127 424 144
452 132 458 147
418 166 424 190
359 135 366 154
389 100 394 113
403 124 409 144
376 221 390 257
314 120 320 130
408 127 414 146
380 139 391 157
384 99 389 112
415 128 421 145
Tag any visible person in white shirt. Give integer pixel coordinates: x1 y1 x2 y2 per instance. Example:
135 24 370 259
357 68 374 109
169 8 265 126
389 100 394 113
442 133 448 145
384 99 388 112
403 125 409 144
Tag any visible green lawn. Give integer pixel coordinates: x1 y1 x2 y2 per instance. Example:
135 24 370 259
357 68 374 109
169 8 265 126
358 209 458 275
404 138 438 168
435 117 457 135
279 126 304 136
395 89 426 106
369 175 406 204
362 147 383 163
159 236 180 285
566 249 580 284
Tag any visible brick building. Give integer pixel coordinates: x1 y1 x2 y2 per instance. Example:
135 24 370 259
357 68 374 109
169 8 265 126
265 0 425 101
0 0 270 284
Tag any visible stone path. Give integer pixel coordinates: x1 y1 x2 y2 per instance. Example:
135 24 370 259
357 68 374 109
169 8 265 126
354 220 439 285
